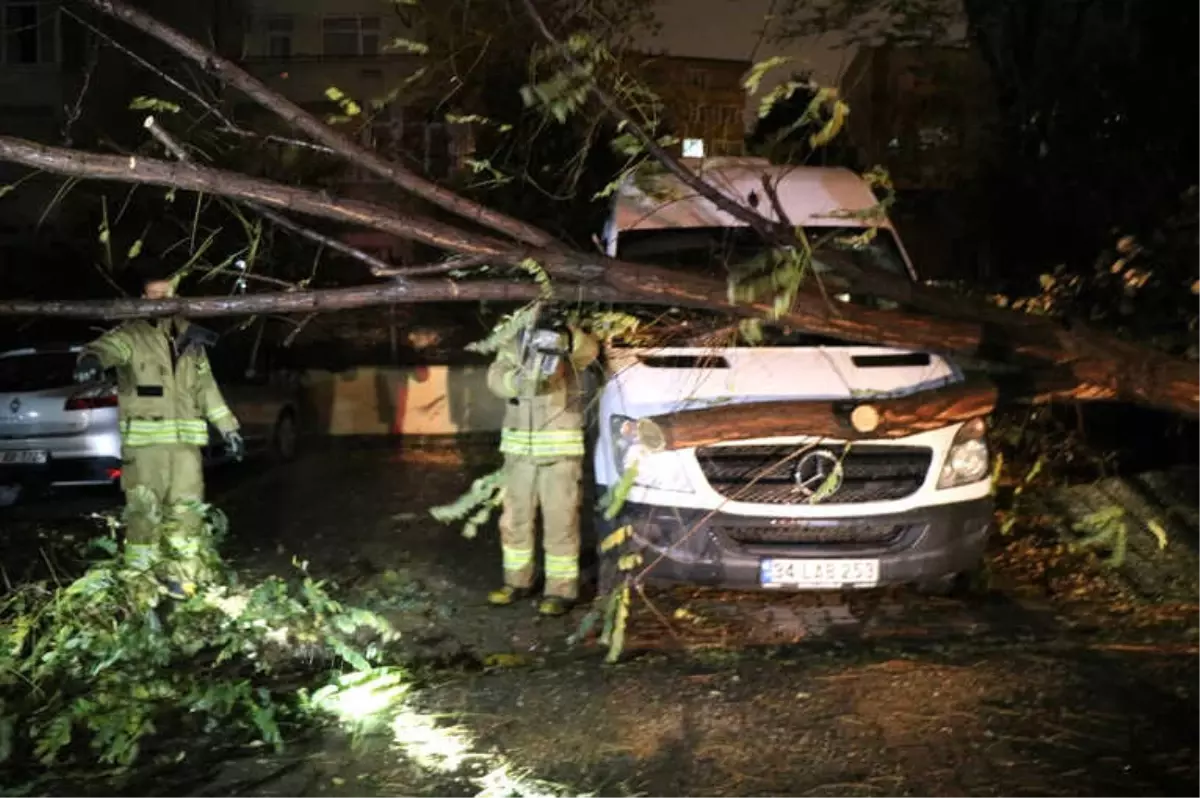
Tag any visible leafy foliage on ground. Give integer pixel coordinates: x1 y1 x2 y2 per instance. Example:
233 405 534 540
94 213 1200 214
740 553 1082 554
0 507 397 791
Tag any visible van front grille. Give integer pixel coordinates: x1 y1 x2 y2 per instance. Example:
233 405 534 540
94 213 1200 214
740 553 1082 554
715 520 917 546
696 444 932 505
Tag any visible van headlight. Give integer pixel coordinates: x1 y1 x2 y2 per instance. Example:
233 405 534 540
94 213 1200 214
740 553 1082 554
611 415 693 492
937 417 990 489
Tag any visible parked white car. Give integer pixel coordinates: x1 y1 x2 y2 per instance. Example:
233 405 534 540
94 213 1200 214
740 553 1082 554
591 158 993 593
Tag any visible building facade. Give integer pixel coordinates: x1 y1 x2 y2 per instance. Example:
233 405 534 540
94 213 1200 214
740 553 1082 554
633 53 750 158
839 44 997 191
838 44 1001 280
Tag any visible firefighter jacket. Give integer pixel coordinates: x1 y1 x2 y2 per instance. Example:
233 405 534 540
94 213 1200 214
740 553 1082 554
84 317 239 448
486 326 599 459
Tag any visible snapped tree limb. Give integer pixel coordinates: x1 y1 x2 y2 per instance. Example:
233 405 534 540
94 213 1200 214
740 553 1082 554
84 0 560 251
142 116 412 281
0 279 623 320
0 136 518 259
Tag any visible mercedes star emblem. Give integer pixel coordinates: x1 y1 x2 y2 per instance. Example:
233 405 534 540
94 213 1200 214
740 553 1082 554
793 450 844 498
9 397 20 414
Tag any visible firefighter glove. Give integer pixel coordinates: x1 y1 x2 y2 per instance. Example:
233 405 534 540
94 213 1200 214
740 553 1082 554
74 353 103 384
223 430 245 462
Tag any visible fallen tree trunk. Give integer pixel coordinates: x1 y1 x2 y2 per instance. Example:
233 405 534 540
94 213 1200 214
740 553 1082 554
0 134 1194 416
0 280 621 319
636 379 1002 451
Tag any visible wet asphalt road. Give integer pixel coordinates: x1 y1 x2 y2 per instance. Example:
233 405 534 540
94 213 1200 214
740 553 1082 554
2 439 1197 796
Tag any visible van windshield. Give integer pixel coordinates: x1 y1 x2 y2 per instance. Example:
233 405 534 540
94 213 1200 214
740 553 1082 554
609 226 910 347
615 225 912 280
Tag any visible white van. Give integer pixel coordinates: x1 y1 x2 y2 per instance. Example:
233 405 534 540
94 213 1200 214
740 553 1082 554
591 158 993 593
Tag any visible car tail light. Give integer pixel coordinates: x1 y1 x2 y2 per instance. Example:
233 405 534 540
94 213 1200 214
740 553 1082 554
65 386 118 411
106 467 122 480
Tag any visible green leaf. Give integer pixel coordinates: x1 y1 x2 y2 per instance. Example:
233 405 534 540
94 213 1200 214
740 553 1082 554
384 37 428 54
128 96 180 114
742 56 792 95
127 239 143 260
600 464 638 521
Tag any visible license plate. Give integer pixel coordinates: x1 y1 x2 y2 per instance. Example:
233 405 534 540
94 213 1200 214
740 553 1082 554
0 450 48 465
760 558 880 589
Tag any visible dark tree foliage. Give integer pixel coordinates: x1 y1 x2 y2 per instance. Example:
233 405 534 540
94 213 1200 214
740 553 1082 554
744 73 860 168
963 0 1199 283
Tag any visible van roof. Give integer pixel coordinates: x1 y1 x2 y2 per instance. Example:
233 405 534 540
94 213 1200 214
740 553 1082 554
611 158 890 234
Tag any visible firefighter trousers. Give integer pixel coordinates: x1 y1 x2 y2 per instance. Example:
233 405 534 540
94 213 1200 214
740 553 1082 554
121 442 212 585
499 455 583 599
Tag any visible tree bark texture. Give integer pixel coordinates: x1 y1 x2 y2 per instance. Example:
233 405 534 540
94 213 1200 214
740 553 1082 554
0 280 621 320
636 379 1002 452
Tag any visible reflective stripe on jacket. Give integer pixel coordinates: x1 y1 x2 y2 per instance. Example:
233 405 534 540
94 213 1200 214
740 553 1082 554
487 327 598 459
84 316 239 448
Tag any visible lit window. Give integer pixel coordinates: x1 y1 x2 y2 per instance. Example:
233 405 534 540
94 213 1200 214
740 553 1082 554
322 16 380 57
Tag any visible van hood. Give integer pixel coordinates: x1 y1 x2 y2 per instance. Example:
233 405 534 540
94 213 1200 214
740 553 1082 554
603 345 959 419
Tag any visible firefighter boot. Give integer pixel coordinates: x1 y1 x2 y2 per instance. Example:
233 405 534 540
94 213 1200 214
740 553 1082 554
488 585 534 606
537 596 573 616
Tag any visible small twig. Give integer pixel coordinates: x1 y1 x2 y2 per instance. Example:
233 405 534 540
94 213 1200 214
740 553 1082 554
61 36 99 147
39 547 62 588
63 6 240 132
760 173 793 227
143 115 409 281
282 313 317 347
215 127 338 156
195 265 294 290
634 581 684 645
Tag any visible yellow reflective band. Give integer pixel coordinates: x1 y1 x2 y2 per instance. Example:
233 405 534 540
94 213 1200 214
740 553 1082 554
208 405 233 421
500 428 585 457
123 418 211 447
502 546 534 572
544 554 578 579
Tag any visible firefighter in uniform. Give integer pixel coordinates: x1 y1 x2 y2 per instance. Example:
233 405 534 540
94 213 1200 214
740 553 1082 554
74 272 243 599
485 318 598 616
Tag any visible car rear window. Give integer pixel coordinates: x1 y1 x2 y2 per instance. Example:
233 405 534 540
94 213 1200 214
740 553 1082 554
0 352 79 392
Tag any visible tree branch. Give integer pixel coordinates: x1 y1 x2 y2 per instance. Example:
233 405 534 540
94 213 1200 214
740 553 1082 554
85 0 561 250
0 135 518 260
143 115 416 281
0 279 623 320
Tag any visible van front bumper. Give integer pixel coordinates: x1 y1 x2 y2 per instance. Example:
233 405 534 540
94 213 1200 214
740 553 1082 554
600 498 993 591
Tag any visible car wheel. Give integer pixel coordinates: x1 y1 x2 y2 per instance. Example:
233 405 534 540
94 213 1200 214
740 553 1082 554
271 410 299 463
